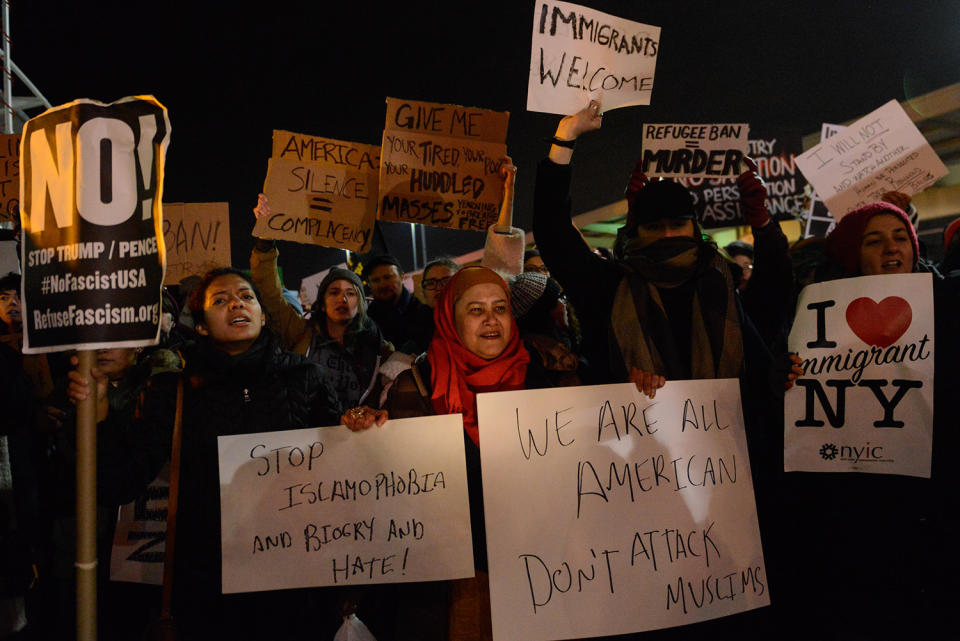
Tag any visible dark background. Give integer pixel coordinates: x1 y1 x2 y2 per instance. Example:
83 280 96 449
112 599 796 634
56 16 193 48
12 0 960 286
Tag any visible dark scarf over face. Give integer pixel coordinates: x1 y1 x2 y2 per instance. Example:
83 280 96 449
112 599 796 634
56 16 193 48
611 236 743 381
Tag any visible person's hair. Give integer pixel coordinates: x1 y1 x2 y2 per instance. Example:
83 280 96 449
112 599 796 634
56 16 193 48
364 254 403 277
312 268 368 330
188 267 264 329
423 257 460 281
0 271 20 292
724 240 754 261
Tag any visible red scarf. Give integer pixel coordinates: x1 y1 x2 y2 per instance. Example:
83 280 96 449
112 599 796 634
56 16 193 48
428 267 529 446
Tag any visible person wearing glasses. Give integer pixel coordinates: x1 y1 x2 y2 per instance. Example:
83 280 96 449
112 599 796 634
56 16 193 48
419 257 460 308
522 249 550 275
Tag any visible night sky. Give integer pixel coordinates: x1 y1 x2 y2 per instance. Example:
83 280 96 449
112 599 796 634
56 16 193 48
11 0 960 286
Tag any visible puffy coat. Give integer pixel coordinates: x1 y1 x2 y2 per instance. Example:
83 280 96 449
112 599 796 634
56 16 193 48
97 330 342 638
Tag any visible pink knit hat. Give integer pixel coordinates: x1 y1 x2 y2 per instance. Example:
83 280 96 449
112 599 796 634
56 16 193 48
824 202 919 275
944 216 960 250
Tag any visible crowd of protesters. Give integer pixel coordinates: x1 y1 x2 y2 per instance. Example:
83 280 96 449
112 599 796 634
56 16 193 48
0 98 959 641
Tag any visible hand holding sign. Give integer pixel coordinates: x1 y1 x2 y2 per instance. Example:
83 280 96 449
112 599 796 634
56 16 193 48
494 156 517 233
736 157 770 228
550 100 602 165
252 193 271 236
555 99 603 140
628 366 665 399
340 406 389 431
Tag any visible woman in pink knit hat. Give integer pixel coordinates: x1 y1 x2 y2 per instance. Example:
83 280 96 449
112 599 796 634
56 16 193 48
780 199 957 638
822 201 920 277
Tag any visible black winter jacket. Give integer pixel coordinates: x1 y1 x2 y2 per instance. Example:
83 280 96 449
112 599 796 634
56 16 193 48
97 330 341 636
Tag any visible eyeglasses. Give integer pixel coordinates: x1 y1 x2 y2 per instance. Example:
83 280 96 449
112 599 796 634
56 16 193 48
422 276 452 291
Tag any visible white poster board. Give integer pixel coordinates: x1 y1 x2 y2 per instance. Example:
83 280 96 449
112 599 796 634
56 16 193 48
478 380 768 641
217 415 475 593
527 1 661 115
821 122 847 141
642 123 749 179
109 466 170 585
796 101 947 218
784 273 934 477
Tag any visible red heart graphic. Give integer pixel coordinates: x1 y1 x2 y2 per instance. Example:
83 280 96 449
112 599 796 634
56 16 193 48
845 297 912 347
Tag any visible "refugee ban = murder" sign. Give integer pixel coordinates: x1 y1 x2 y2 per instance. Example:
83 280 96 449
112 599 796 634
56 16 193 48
784 273 934 478
217 414 475 593
795 100 948 218
378 98 509 232
477 380 768 641
162 202 231 285
676 131 808 228
641 123 749 179
254 129 379 252
527 1 661 115
20 96 171 353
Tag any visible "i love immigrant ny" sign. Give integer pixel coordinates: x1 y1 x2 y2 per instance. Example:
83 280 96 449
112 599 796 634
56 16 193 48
784 273 934 478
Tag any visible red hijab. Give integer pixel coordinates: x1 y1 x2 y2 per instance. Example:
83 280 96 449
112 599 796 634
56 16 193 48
428 266 530 446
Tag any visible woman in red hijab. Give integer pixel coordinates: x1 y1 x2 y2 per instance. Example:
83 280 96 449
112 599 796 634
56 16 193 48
386 265 539 641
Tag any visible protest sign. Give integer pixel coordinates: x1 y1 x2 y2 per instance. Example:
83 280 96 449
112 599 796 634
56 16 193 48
795 101 948 218
784 273 934 478
254 129 379 252
0 133 20 224
162 202 231 285
527 1 661 115
673 130 806 228
798 125 847 238
477 380 768 640
641 123 749 180
0 240 17 275
19 96 171 353
821 122 846 141
378 97 508 232
109 466 169 585
217 414 474 593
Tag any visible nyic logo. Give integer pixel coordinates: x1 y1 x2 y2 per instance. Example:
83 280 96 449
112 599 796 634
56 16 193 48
819 442 887 463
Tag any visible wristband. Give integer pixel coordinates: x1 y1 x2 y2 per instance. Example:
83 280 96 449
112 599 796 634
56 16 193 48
550 136 577 149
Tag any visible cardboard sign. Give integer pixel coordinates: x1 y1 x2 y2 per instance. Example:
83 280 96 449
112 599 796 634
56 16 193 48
527 1 661 115
378 97 508 232
217 415 475 593
109 466 170 585
254 130 379 252
641 123 749 179
19 96 171 353
0 134 20 224
477 380 769 640
784 274 934 478
161 202 231 285
795 101 948 218
676 130 807 228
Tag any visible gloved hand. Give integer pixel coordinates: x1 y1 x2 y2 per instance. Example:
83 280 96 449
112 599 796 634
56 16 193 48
737 157 770 228
624 158 651 212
